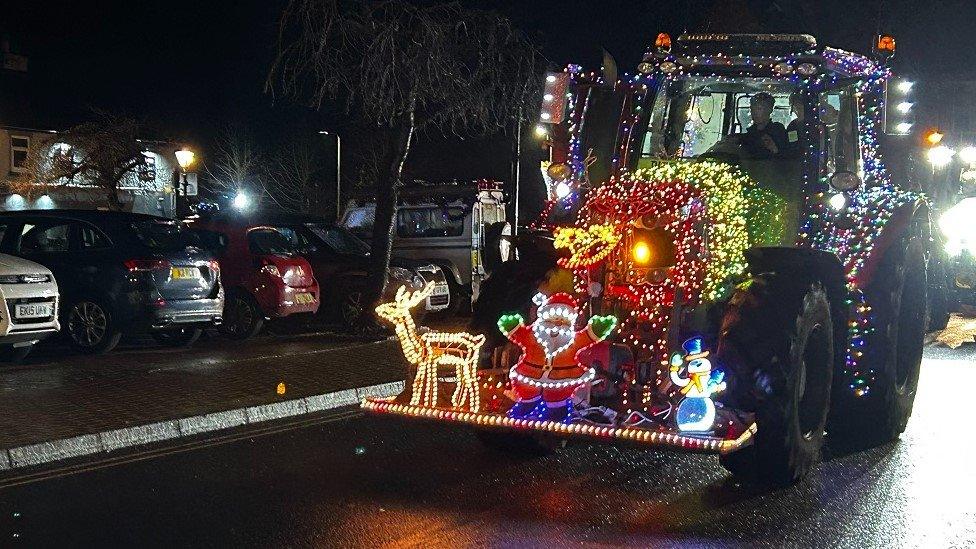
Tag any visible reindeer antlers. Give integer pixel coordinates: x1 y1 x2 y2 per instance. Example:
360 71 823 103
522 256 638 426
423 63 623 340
394 281 435 309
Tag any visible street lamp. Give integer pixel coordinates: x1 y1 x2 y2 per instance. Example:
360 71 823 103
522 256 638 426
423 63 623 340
172 147 195 217
232 191 250 210
319 131 342 220
175 148 195 171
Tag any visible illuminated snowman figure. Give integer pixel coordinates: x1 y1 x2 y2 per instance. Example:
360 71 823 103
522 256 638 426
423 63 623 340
669 337 726 432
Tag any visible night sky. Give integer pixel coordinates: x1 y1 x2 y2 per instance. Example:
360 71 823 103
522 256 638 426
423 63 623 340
4 0 976 185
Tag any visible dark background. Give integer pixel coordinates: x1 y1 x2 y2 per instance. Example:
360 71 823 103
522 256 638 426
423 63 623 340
2 0 975 214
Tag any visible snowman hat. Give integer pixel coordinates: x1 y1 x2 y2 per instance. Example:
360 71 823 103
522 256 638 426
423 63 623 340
681 336 710 361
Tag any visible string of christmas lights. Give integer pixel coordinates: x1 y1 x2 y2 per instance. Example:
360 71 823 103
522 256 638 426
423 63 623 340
376 283 485 412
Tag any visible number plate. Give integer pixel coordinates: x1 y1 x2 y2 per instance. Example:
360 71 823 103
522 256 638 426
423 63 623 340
294 292 315 304
15 302 53 319
431 284 450 296
171 267 198 280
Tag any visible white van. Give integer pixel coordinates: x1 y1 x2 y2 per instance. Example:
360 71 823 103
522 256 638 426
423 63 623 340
341 181 511 311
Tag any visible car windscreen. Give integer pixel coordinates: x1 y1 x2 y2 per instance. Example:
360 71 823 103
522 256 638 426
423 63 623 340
397 207 465 238
306 224 370 255
131 221 200 252
247 228 295 256
189 229 228 254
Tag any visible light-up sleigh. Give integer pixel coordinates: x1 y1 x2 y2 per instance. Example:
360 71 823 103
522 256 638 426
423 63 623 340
363 33 931 485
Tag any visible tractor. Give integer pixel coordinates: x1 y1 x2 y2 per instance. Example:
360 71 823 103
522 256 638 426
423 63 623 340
364 33 929 485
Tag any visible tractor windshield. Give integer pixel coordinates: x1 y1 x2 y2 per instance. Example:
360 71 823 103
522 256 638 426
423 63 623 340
638 76 820 204
641 76 800 161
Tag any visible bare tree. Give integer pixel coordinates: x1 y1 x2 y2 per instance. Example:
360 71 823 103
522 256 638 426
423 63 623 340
269 0 543 316
205 124 266 201
266 135 324 213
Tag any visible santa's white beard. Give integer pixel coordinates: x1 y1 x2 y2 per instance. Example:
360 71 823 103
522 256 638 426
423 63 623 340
533 319 574 357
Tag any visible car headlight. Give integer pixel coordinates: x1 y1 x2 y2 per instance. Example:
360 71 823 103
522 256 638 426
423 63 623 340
388 267 412 282
411 274 425 289
940 197 976 256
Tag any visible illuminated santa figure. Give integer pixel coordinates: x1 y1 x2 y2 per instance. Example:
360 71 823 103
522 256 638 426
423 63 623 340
498 292 616 421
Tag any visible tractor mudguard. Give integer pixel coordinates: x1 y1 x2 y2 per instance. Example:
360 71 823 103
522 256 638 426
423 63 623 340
743 247 849 365
744 247 847 305
857 200 927 287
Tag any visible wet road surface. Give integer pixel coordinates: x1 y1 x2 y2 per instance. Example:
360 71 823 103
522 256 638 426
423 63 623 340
0 346 973 548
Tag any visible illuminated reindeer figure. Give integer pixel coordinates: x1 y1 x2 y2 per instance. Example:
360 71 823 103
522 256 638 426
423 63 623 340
375 282 484 412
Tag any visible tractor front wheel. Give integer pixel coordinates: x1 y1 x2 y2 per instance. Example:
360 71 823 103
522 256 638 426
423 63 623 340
717 274 835 485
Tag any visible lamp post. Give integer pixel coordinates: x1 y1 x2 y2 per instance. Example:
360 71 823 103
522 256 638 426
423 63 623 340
174 147 195 217
319 131 342 220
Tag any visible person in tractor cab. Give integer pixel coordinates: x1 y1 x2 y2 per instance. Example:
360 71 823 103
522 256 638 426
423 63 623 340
739 92 787 159
783 91 807 158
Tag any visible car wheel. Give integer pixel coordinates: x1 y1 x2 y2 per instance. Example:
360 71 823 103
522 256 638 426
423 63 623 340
0 344 33 363
151 327 203 348
828 229 926 449
220 293 264 340
717 275 834 485
66 300 122 355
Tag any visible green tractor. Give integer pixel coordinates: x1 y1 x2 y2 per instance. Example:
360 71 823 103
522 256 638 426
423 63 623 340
365 33 928 485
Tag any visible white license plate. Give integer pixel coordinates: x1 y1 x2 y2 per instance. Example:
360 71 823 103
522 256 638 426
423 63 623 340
431 285 449 296
15 302 53 319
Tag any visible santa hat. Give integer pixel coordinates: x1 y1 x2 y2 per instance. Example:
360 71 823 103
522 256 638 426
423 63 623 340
542 293 578 309
533 292 579 319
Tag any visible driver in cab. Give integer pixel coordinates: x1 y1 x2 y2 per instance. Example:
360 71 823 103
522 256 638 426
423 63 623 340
739 92 787 159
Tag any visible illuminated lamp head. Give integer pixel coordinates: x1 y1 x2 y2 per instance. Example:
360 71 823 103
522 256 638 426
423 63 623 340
655 33 672 53
629 226 676 271
632 241 652 264
875 34 896 54
924 128 944 146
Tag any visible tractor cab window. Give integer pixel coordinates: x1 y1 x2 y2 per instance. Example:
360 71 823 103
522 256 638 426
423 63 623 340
819 88 861 180
641 77 798 161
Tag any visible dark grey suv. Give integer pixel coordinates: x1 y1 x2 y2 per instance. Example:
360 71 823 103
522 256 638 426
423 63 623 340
0 210 223 354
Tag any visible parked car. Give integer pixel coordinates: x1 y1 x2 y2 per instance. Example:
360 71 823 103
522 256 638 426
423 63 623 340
214 212 450 325
0 210 223 354
185 217 320 339
341 180 511 311
0 253 60 361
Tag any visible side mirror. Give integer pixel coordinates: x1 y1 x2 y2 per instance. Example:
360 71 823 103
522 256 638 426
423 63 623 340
830 170 862 191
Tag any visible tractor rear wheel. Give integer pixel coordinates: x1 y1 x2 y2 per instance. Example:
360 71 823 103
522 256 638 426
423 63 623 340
717 274 835 485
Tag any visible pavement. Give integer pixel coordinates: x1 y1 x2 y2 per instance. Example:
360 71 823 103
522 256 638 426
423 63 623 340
0 345 972 547
0 323 409 467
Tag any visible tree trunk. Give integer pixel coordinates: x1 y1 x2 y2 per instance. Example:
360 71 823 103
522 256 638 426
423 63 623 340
364 109 415 322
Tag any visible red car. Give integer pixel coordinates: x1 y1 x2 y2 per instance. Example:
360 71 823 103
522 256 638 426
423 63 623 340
186 218 319 339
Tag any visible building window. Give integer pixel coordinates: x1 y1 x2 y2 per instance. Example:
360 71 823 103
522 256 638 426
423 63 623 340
10 135 29 173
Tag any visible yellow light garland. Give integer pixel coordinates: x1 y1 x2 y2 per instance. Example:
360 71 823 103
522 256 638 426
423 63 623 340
553 223 623 269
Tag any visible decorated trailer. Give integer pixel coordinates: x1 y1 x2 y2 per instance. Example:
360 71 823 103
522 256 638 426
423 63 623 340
363 33 929 485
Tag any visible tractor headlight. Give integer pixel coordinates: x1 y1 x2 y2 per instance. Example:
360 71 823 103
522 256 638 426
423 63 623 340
632 241 652 265
940 197 976 256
